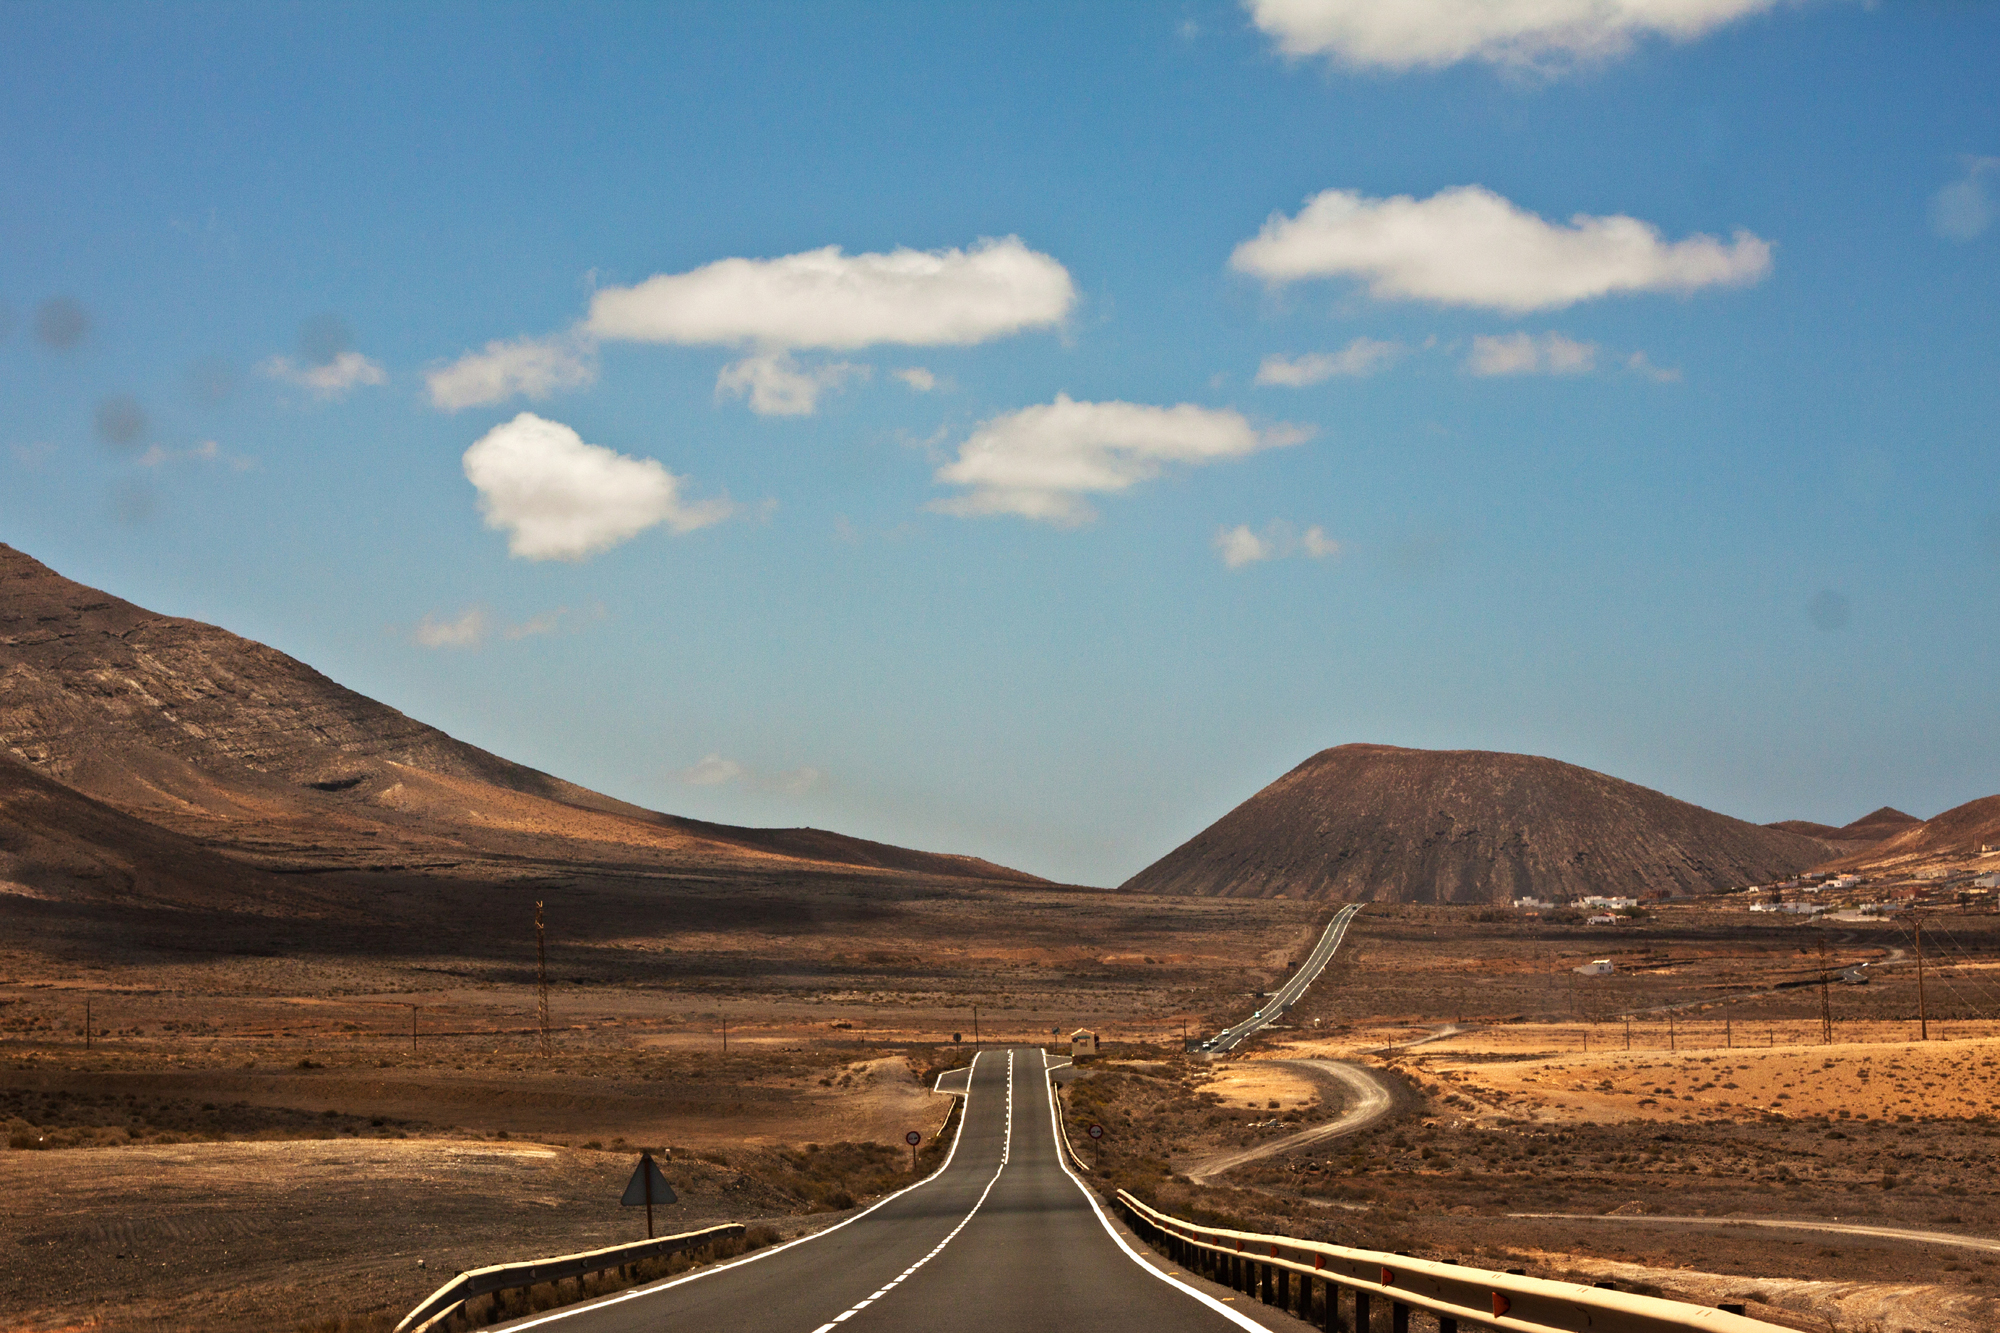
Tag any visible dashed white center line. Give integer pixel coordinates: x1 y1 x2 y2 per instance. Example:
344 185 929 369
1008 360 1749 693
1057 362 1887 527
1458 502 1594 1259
807 1051 1014 1333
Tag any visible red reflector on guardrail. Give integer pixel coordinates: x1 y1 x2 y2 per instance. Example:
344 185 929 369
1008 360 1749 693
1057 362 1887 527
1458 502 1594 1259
1493 1293 1511 1317
1314 1254 1324 1271
1381 1266 1395 1286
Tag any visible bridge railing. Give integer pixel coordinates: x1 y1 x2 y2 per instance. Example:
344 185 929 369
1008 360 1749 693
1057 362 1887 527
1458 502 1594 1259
392 1222 745 1333
1115 1192 1787 1332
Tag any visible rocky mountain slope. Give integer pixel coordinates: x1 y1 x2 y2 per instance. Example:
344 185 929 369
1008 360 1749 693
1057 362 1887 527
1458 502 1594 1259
0 543 1042 898
1120 743 1832 904
1768 806 1923 855
1816 795 2000 876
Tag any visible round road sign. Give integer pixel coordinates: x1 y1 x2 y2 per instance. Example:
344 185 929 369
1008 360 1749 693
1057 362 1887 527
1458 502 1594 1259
1088 1124 1104 1140
906 1130 922 1146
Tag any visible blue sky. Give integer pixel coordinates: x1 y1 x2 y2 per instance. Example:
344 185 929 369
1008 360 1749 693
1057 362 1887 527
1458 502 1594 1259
2 2 1996 885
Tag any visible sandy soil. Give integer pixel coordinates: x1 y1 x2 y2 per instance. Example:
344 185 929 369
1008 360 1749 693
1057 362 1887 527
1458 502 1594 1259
1417 1034 2000 1126
1191 1062 1323 1110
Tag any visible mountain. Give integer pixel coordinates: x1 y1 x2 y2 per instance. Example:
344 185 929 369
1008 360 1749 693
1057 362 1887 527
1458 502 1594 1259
0 543 1043 899
1768 806 1923 851
1119 743 1832 904
1816 795 2000 876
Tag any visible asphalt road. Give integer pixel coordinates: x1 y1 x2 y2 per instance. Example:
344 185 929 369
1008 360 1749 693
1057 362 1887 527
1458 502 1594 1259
494 1048 1268 1333
1202 903 1361 1055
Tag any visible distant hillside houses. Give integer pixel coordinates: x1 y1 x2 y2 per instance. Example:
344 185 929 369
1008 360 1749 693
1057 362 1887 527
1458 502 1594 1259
1580 896 1638 910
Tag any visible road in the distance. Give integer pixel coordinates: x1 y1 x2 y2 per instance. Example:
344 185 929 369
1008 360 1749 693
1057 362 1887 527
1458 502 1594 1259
1202 903 1361 1055
493 1048 1265 1333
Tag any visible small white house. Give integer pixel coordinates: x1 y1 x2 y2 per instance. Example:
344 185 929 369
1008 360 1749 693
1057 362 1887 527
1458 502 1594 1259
1974 873 2000 890
1514 897 1554 910
1585 914 1619 926
1070 1028 1099 1057
1574 959 1615 976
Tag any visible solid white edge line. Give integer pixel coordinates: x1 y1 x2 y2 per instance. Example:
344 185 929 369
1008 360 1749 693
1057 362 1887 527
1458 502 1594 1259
1041 1065 1268 1331
491 1050 987 1330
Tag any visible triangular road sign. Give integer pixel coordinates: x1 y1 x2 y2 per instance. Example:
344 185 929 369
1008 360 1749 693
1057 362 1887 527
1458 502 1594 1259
620 1152 678 1207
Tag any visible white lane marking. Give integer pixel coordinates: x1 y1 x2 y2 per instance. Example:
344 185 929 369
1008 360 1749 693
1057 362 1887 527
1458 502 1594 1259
807 1052 1015 1332
1043 1063 1267 1331
494 1051 989 1330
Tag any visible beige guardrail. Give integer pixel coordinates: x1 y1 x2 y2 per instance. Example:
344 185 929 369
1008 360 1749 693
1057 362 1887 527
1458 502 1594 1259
1115 1192 1788 1332
392 1222 745 1333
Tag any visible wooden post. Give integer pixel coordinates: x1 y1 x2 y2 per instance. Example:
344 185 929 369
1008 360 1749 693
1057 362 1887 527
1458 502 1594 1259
1916 917 1929 1041
535 901 552 1058
85 997 91 1052
1726 1016 1732 1049
410 1003 418 1055
1817 938 1834 1045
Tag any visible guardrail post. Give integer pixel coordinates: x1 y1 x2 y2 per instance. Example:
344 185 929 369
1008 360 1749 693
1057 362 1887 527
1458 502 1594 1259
1354 1288 1370 1332
1438 1318 1456 1333
1277 1265 1290 1308
1318 1278 1338 1331
1390 1299 1408 1333
1260 1260 1273 1303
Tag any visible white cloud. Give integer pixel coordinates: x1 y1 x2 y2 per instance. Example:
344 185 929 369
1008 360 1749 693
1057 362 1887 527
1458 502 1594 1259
1255 337 1405 386
674 755 822 795
586 236 1074 351
1231 185 1772 313
894 366 938 393
678 754 747 787
929 394 1311 526
1244 0 1791 74
715 353 868 416
1215 525 1276 569
1466 331 1599 376
1302 525 1342 558
413 606 489 649
461 412 734 561
769 766 823 796
501 604 608 641
1625 349 1683 382
426 334 597 412
1215 520 1344 569
136 439 255 471
259 350 387 399
1932 157 2000 242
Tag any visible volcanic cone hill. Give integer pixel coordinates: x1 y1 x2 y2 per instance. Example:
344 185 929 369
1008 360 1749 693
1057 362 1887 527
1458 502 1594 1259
0 543 1042 896
1767 806 1922 853
1119 743 1833 904
1817 795 2000 876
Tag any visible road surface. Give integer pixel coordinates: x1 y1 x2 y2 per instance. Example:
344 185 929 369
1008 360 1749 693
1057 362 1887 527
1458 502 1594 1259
1183 1059 1399 1184
493 1048 1271 1333
1200 904 1361 1055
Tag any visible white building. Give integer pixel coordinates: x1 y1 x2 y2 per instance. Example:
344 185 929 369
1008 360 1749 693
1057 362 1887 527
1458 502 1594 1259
1586 914 1619 926
1975 874 2000 890
1574 959 1615 976
1514 897 1554 910
1070 1028 1099 1057
1580 896 1638 910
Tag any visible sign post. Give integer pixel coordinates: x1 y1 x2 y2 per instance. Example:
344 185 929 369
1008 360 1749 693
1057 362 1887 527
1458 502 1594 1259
620 1152 678 1239
905 1129 921 1172
1088 1123 1103 1170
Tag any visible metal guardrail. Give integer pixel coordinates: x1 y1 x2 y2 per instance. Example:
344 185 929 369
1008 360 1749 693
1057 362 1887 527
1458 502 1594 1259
392 1222 746 1333
1115 1192 1788 1332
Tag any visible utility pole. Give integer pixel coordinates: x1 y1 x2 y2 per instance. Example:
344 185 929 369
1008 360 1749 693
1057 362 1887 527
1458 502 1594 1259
972 1005 980 1051
85 997 91 1052
1725 1016 1732 1049
721 1000 728 1055
410 1003 418 1056
535 900 552 1058
1623 1019 1631 1051
1668 1010 1676 1052
1915 916 1929 1042
1817 938 1834 1046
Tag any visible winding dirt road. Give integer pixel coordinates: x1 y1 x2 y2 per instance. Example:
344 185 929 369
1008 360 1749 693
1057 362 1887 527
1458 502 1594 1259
1183 1059 1400 1184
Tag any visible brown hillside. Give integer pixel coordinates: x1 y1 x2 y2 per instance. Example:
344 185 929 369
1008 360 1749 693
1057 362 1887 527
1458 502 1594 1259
0 544 1044 892
1768 806 1922 855
1119 743 1831 904
1820 795 2000 875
